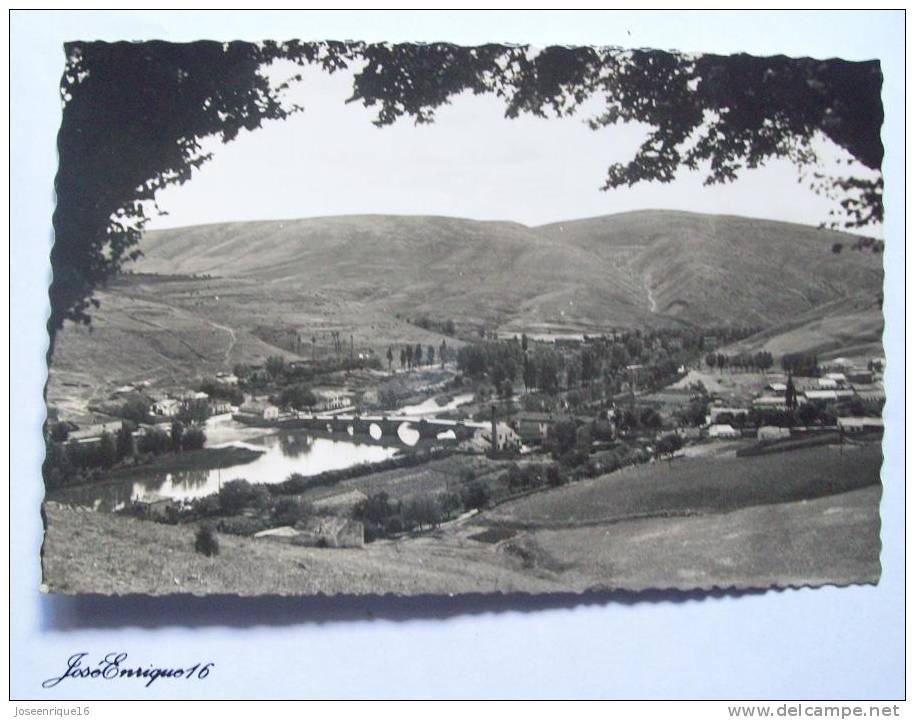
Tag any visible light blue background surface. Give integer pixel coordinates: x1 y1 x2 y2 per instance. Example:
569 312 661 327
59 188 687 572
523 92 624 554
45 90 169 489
10 10 905 699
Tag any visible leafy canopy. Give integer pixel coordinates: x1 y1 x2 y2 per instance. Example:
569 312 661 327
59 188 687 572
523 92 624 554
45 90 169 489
52 40 883 341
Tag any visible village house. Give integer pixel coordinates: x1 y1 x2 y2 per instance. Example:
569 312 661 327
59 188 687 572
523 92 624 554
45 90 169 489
753 395 788 408
215 371 239 385
180 390 209 401
675 426 703 440
757 425 791 440
822 357 854 373
837 417 884 434
477 422 522 453
855 385 886 402
804 389 856 403
208 398 233 415
846 369 875 384
513 413 555 444
132 494 177 520
152 398 181 417
708 423 740 439
67 418 123 443
236 400 280 421
802 389 837 402
707 406 750 425
313 389 355 413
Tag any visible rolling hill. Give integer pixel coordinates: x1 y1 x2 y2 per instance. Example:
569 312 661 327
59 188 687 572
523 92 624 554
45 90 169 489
719 291 884 362
135 210 883 331
48 210 884 409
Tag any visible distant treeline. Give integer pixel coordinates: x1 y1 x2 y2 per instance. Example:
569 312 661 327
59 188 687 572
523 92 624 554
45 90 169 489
454 326 750 400
43 421 205 490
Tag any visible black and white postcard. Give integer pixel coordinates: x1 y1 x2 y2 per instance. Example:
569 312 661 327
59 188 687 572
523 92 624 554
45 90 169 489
41 38 886 596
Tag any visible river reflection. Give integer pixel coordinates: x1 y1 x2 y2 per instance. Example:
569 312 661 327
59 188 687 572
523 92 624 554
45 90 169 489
48 430 401 511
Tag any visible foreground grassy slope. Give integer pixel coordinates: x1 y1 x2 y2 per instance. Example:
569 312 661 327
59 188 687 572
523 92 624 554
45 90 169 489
43 444 882 594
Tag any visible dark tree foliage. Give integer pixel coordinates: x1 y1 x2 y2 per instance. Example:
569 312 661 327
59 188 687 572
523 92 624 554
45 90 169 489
52 39 354 342
53 40 883 345
349 44 882 230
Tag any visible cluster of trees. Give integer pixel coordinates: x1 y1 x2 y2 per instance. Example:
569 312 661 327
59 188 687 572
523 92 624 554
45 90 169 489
43 420 206 490
781 352 820 377
353 484 487 541
497 442 658 498
456 326 749 406
115 395 153 424
177 398 211 424
273 383 318 411
390 342 446 371
233 353 383 390
410 316 456 336
705 351 774 372
197 378 245 406
655 433 685 460
702 396 879 431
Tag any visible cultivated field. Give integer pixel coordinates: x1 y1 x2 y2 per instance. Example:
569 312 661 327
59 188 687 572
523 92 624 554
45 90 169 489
481 443 883 529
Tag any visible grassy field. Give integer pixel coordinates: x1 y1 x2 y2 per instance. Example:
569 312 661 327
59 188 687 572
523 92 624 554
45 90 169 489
287 453 509 505
482 443 882 529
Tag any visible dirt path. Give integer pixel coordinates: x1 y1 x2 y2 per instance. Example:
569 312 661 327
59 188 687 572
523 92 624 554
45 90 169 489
204 318 237 364
644 274 658 313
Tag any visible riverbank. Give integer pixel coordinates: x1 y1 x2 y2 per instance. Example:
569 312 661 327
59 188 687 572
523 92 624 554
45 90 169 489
109 445 265 480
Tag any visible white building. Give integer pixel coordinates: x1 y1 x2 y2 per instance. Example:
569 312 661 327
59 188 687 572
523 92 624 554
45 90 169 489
238 401 279 421
152 398 181 417
708 424 740 439
837 417 884 433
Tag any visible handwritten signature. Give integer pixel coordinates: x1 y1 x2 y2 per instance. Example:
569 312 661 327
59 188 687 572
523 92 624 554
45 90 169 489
43 653 214 689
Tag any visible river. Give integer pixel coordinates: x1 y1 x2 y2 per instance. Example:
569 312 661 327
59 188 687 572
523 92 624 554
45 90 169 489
49 392 476 511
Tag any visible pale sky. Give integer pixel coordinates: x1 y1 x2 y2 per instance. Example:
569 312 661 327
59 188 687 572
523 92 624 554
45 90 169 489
148 60 882 236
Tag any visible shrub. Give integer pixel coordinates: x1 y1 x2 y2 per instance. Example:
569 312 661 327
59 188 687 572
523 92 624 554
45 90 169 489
218 479 269 514
49 421 70 442
194 525 220 557
546 463 566 487
655 433 684 459
559 449 588 468
439 492 464 519
182 426 206 451
271 497 313 525
384 516 405 535
138 427 170 454
215 516 270 536
547 418 578 458
403 494 443 530
460 481 491 510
